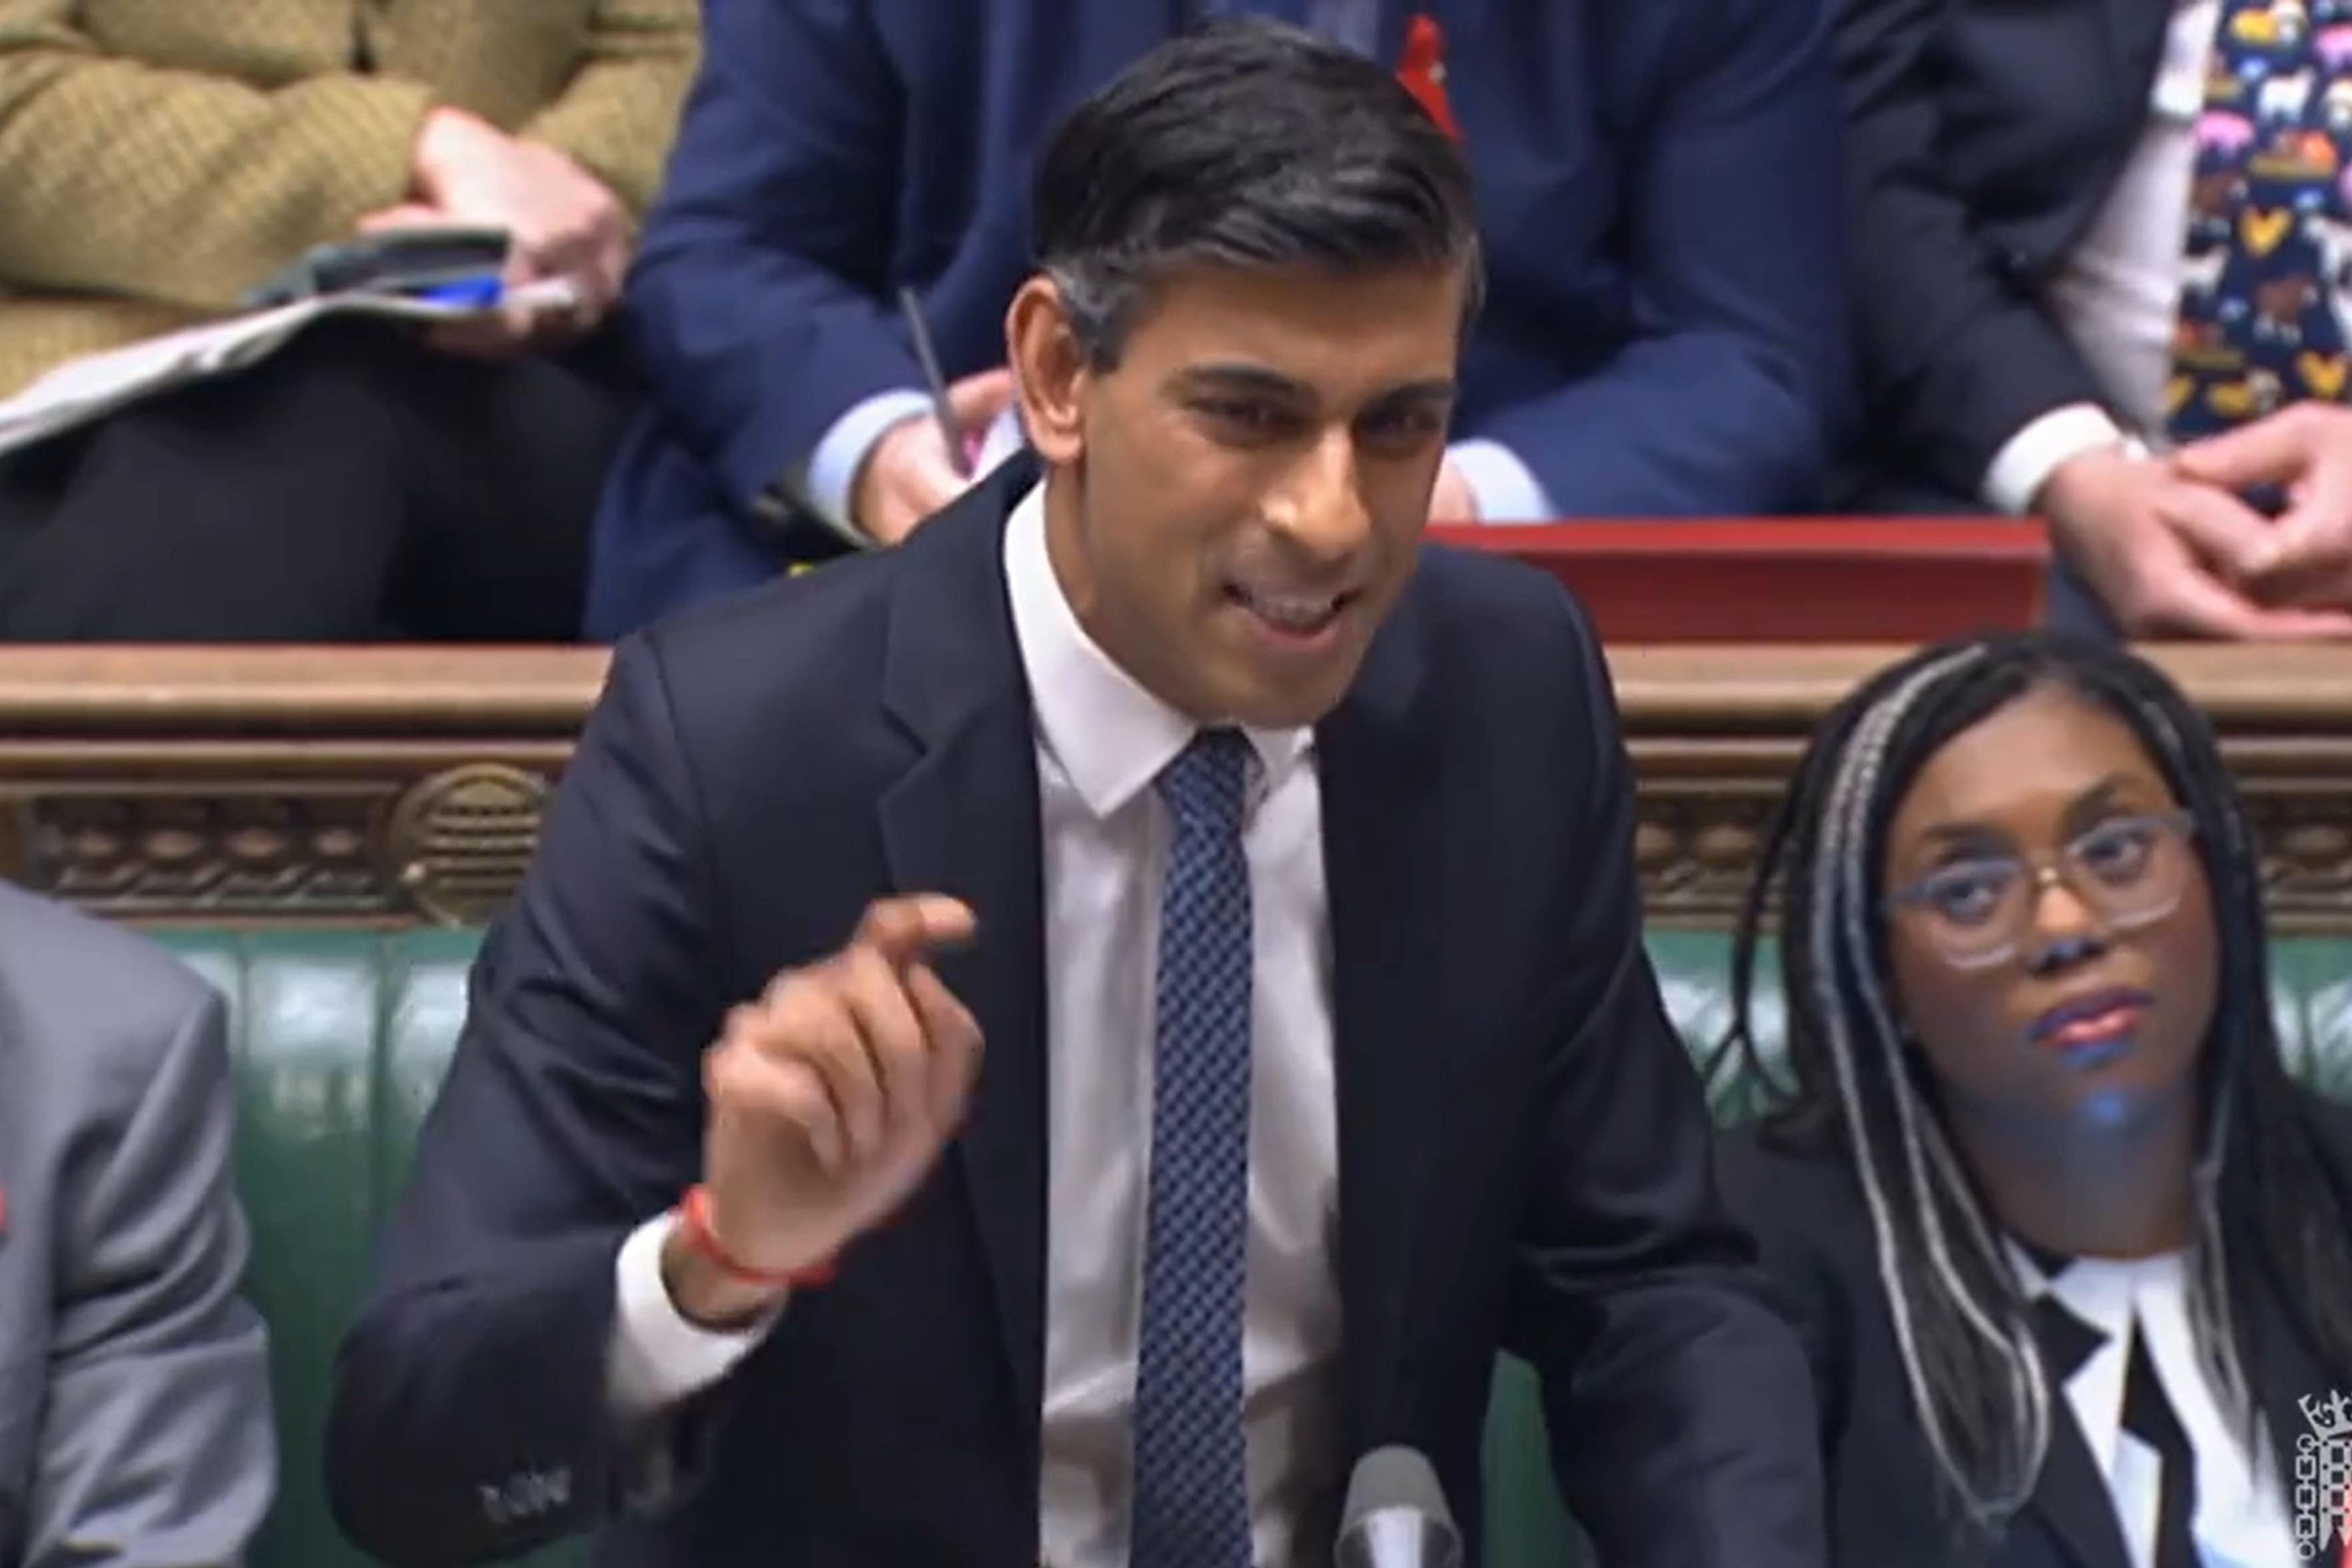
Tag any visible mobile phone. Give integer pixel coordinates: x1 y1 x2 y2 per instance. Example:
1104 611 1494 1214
244 228 512 308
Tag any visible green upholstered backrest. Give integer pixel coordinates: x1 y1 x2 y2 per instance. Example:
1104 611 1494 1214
162 927 2352 1568
153 931 582 1568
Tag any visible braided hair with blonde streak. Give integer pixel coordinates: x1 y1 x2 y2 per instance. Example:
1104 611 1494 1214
1711 631 2352 1533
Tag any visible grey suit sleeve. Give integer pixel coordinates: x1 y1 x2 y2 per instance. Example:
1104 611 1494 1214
27 987 275 1568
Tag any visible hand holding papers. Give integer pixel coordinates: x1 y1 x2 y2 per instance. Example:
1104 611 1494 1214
0 273 579 461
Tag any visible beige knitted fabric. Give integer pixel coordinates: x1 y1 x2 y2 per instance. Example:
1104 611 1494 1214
0 0 699 396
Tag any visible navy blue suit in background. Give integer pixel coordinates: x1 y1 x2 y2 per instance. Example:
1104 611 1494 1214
583 0 1854 637
327 455 1828 1566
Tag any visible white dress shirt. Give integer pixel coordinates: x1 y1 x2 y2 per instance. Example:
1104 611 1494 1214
2010 1244 2295 1568
605 483 1346 1567
1983 0 2221 513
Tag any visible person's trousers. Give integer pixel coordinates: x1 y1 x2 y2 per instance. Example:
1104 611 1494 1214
0 320 638 641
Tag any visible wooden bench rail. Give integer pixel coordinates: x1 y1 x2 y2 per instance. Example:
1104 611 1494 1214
3 644 2349 931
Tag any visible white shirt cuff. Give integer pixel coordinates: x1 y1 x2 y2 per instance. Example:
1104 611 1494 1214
605 1212 779 1419
1445 437 1555 522
1982 403 2127 515
804 388 939 538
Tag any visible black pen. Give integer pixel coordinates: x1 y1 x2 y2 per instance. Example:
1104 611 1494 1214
898 286 971 478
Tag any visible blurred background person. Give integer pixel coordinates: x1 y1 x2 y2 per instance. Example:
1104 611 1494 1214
1713 631 2352 1565
0 0 698 641
582 0 1852 637
1832 0 2352 642
0 879 275 1568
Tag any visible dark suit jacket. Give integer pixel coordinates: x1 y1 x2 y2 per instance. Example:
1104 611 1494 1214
581 0 1854 637
327 456 1826 1567
1835 0 2175 499
1717 1093 2352 1567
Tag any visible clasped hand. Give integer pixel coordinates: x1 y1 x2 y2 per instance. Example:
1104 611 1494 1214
2050 403 2352 639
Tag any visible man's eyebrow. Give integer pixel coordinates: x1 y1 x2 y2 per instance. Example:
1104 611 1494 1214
1167 367 1461 415
1168 363 1316 400
1358 379 1459 412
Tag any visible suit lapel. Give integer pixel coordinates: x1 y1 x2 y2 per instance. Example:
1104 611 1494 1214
2099 0 2175 116
2245 1092 2352 1537
2249 1254 2336 1513
2015 1261 2333 1568
2018 1384 2132 1568
878 458 1051 1449
1317 603 1443 1456
2016 1096 2352 1563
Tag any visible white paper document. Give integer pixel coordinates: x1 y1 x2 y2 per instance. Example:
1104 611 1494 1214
0 278 580 459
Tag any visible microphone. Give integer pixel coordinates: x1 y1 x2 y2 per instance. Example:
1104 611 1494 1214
1334 1446 1463 1568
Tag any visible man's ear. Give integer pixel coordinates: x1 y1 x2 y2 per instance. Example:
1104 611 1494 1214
1006 276 1088 466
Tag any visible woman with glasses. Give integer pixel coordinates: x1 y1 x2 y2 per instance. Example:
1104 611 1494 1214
1711 631 2352 1567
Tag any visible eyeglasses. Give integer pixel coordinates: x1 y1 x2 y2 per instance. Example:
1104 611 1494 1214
1884 809 2199 971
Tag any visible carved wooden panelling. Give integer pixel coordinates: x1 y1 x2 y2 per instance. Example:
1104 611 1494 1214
3 645 2351 932
18 787 390 917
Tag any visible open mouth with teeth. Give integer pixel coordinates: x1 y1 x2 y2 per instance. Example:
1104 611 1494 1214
1225 582 1356 639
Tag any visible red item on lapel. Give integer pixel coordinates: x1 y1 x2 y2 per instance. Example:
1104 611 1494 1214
1397 13 1460 142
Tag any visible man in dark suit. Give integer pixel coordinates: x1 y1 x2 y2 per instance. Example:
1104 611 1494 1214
578 0 1852 637
1836 0 2352 640
326 25 1824 1567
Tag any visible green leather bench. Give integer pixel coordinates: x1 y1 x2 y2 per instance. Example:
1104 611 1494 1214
159 925 2352 1568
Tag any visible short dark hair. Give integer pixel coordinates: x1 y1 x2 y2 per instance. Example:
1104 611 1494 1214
1030 18 1483 368
1711 631 2352 1535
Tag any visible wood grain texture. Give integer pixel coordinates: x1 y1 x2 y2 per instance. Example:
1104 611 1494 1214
3 644 2349 929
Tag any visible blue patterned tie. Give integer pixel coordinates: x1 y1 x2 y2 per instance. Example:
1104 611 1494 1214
1130 728 1255 1568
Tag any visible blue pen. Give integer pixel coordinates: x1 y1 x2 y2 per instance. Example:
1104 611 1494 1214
410 274 504 310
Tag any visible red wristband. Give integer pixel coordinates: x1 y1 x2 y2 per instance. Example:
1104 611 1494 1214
675 1184 836 1290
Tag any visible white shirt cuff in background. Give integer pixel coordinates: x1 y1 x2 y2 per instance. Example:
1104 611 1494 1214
1982 403 2128 515
805 388 939 537
1445 437 1555 522
605 1212 779 1419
